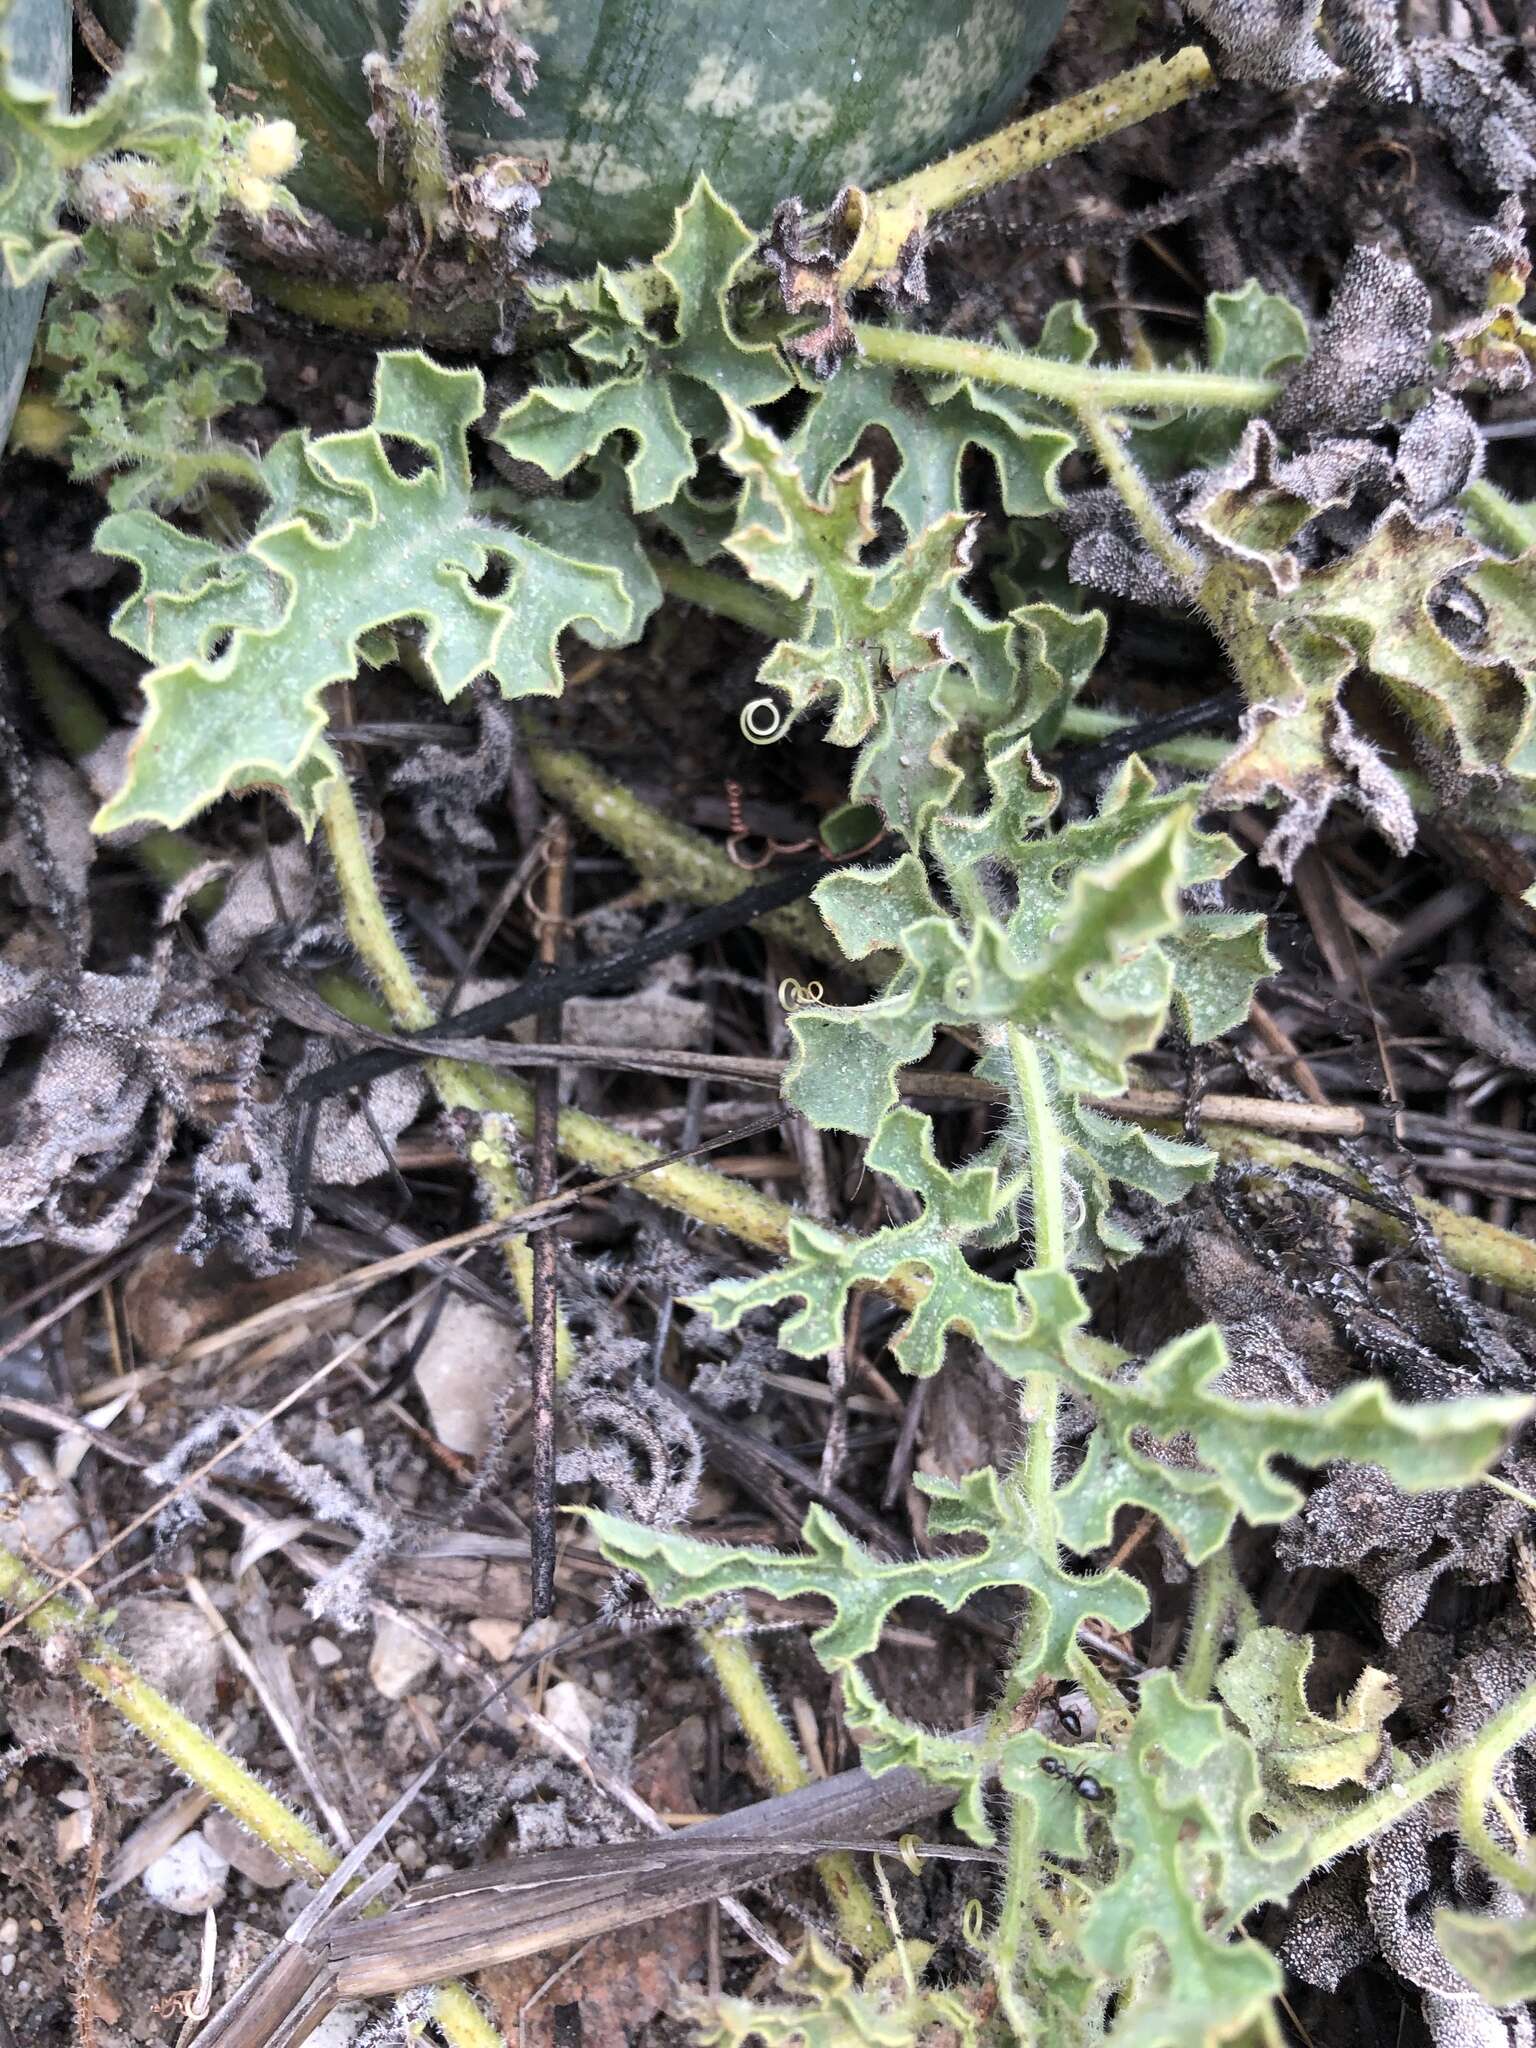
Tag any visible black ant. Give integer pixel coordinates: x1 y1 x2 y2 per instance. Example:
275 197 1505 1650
1039 1756 1107 1802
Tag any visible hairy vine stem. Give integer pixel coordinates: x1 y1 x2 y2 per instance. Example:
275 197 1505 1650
320 773 572 1374
849 47 1215 288
853 322 1282 415
702 1621 889 1958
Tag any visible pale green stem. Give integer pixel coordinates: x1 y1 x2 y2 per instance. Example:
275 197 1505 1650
1179 1549 1238 1704
853 322 1280 415
990 1792 1041 2039
0 1544 501 2048
320 775 569 1371
391 0 459 234
1302 1674 1536 1877
1006 1026 1065 1526
1009 1027 1065 1271
1462 480 1536 555
651 553 808 643
702 1622 889 1958
525 738 841 966
1074 401 1205 598
858 48 1214 282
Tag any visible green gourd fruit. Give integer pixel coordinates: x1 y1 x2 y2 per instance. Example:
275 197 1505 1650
106 0 1067 269
0 0 67 444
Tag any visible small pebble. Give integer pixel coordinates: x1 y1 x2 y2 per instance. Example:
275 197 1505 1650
541 1680 596 1755
309 1636 342 1670
412 1298 522 1456
368 1616 438 1701
55 1809 92 1862
0 1919 17 1946
142 1830 229 1915
512 1616 564 1662
0 1954 12 1978
467 1617 520 1663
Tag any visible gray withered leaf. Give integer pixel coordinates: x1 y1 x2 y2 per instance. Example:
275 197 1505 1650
1273 247 1432 442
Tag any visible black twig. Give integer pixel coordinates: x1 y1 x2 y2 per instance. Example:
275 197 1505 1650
530 818 570 1619
288 854 843 1105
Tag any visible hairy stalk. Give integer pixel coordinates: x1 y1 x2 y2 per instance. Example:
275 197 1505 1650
651 553 809 642
853 322 1281 415
525 738 840 964
1074 401 1204 597
388 0 459 236
0 1543 501 2048
1179 1549 1239 1704
701 1621 889 1958
320 774 570 1372
1463 479 1536 554
1301 1673 1536 1880
851 48 1214 287
992 1029 1064 2002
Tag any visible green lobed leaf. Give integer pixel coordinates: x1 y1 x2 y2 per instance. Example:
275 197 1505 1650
0 0 213 286
689 1106 1023 1378
994 1269 1530 1563
95 351 630 832
720 398 973 746
592 1461 1142 1677
788 356 1074 538
1215 1627 1399 1798
699 1935 977 2048
1000 1673 1304 2048
1435 1908 1536 2007
497 177 791 510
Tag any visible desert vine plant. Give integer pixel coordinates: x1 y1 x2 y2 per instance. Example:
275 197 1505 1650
8 0 1536 2040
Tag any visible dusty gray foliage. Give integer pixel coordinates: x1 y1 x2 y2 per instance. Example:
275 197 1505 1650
1058 482 1193 609
558 1353 704 1528
1427 963 1536 1078
451 0 538 116
1183 0 1408 98
1278 1458 1536 1643
146 1407 397 1631
1273 247 1431 442
388 691 516 898
440 1703 638 1855
1411 42 1536 201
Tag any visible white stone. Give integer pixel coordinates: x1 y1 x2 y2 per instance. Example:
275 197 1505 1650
0 1919 17 1946
55 1810 91 1862
367 1616 438 1701
511 1616 564 1663
142 1830 229 1915
307 2006 374 2048
113 1598 222 1723
467 1616 520 1663
410 1296 523 1456
541 1680 596 1755
309 1636 342 1670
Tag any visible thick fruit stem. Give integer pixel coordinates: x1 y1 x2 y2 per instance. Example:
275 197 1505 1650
854 322 1281 414
848 46 1215 287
